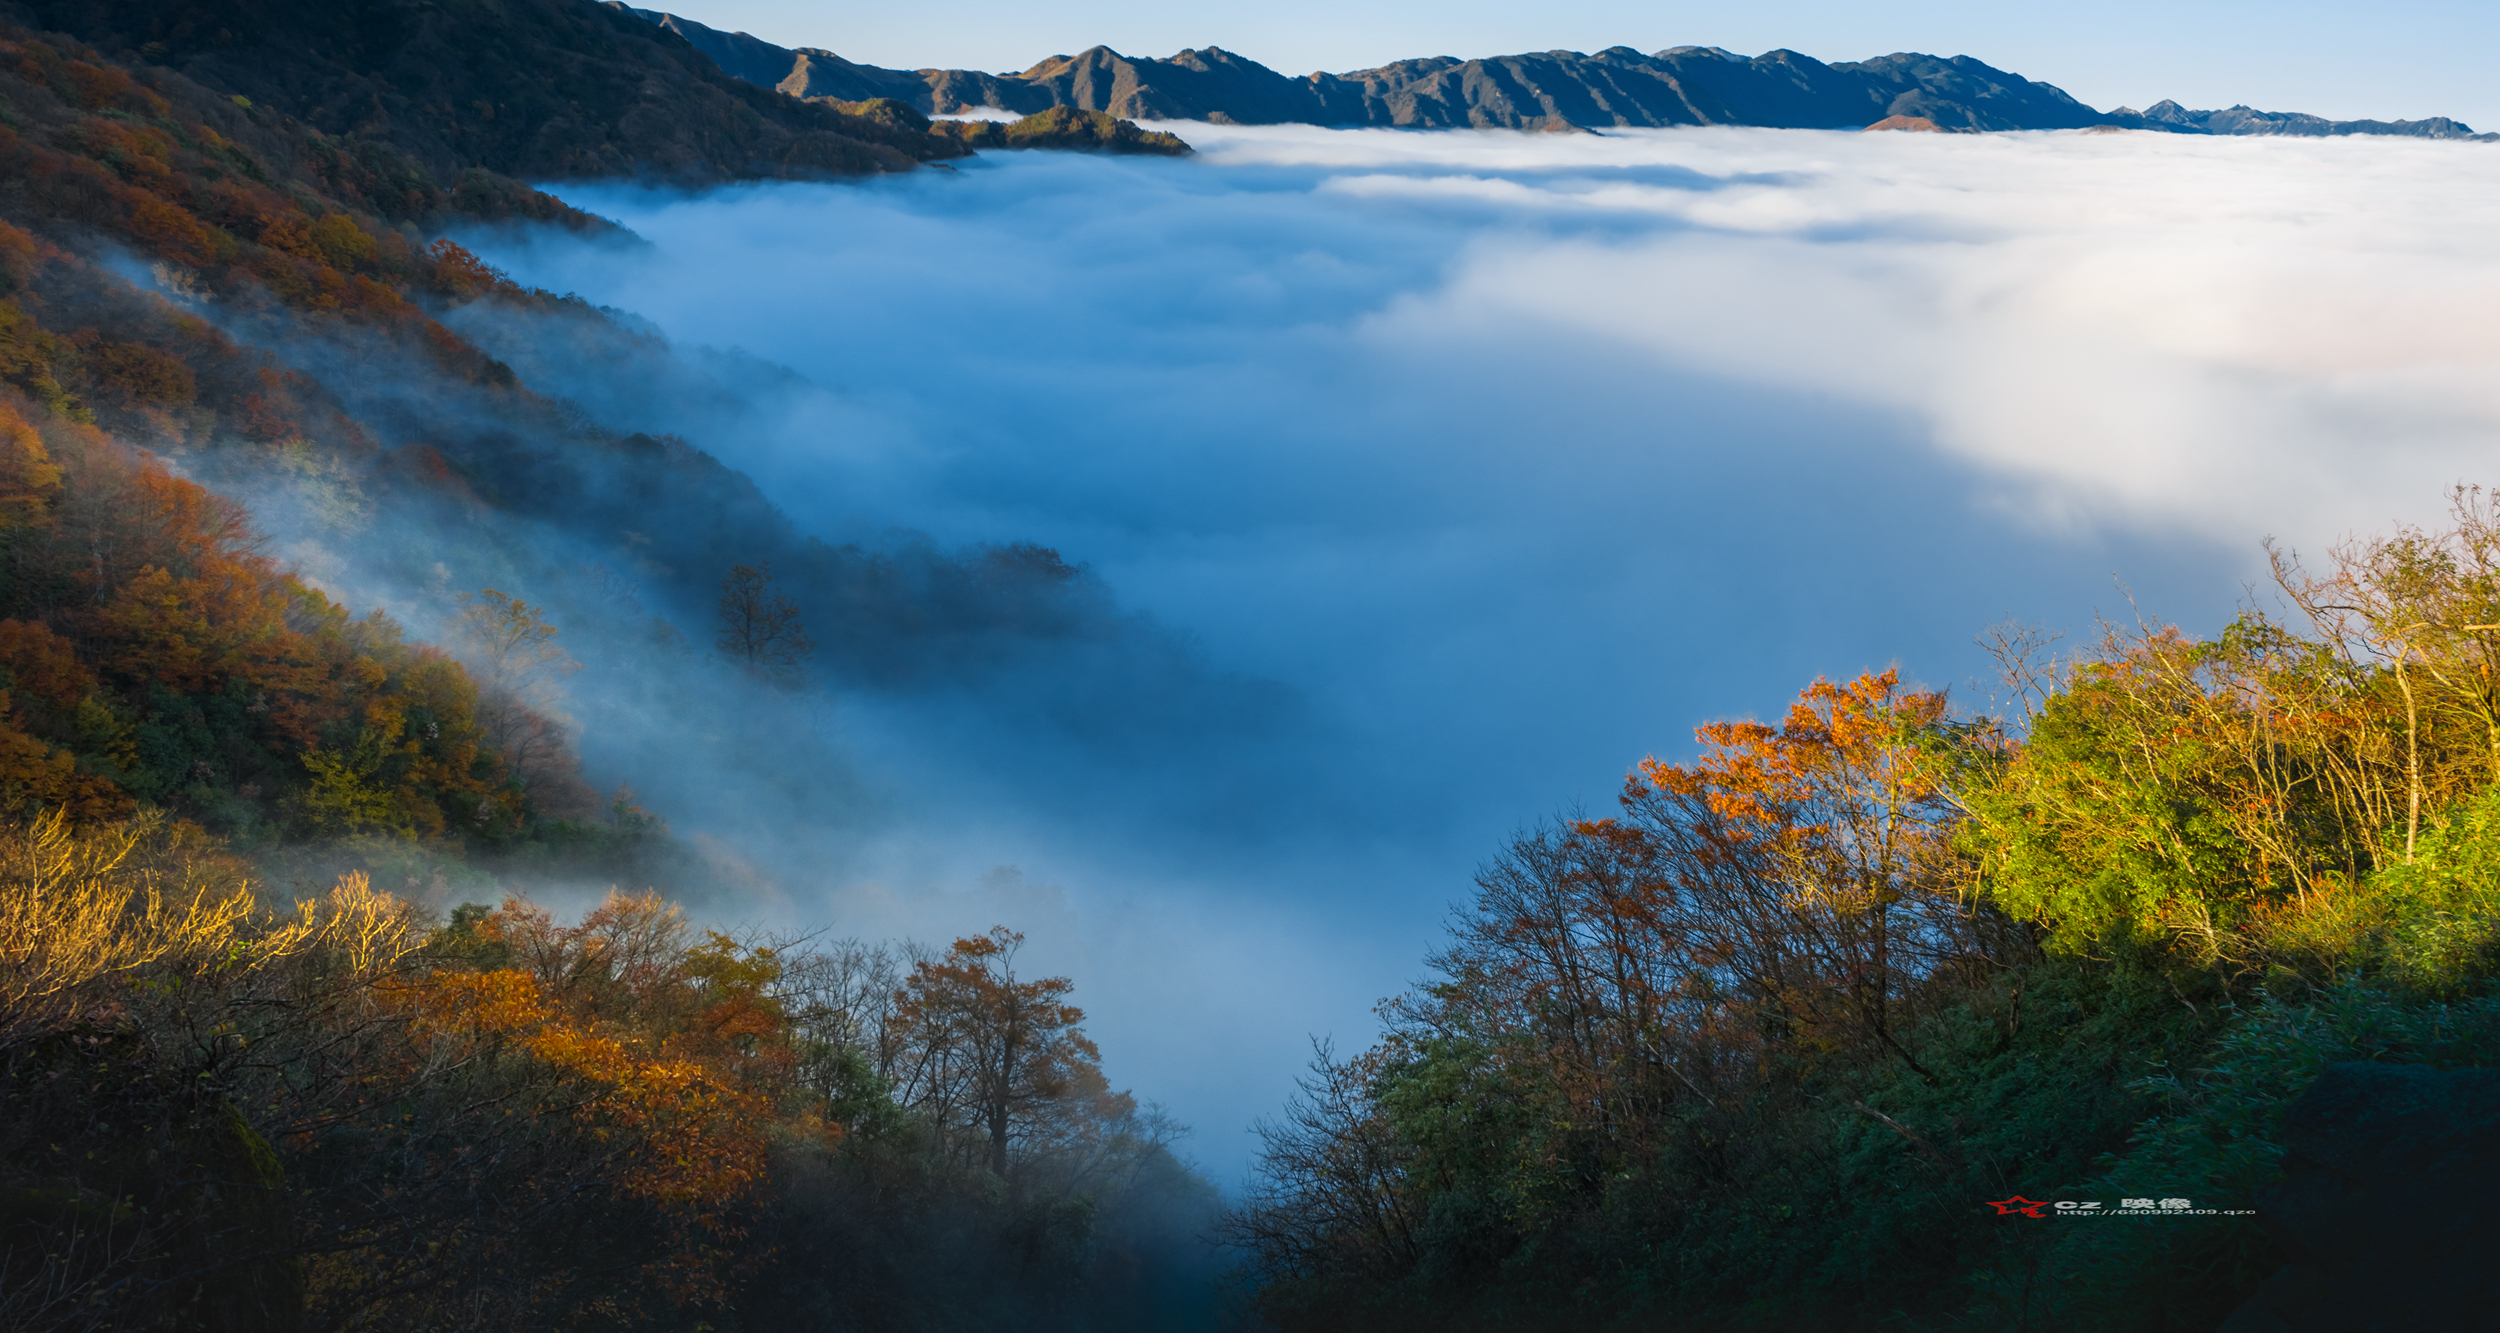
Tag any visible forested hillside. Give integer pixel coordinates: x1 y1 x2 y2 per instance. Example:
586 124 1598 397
3 822 1212 1330
0 9 1218 1330
1223 497 2500 1329
4 2 2493 1330
0 7 1172 848
0 12 618 846
3 0 971 180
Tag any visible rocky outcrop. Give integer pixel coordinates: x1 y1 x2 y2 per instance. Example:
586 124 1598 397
1011 45 1340 124
777 48 932 104
2219 1061 2500 1333
921 67 1057 117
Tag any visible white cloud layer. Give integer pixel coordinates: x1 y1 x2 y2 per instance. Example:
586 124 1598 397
463 124 2500 1179
1194 124 2500 537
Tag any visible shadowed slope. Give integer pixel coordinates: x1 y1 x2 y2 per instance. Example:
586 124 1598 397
4 0 967 181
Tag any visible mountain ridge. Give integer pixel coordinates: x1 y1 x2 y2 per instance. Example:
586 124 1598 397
623 8 2492 141
0 0 971 182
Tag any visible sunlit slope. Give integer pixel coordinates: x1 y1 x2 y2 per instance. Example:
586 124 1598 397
0 15 1157 867
0 19 1226 1331
0 22 623 848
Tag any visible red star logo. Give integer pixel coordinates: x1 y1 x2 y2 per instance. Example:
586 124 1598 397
1983 1196 2053 1218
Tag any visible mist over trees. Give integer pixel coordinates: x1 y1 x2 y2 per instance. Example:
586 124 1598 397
0 13 1221 1332
454 588 582 797
0 4 2491 1332
0 1 1227 867
1219 493 2500 1330
716 562 813 685
0 814 1215 1331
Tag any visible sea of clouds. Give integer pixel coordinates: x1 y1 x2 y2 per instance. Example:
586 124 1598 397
460 124 2500 1181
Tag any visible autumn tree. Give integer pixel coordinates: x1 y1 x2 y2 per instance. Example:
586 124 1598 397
0 395 543 842
715 562 812 685
1604 670 2002 1076
0 400 60 531
2268 484 2500 859
453 587 577 793
1229 673 2051 1320
889 927 1131 1179
0 816 772 1333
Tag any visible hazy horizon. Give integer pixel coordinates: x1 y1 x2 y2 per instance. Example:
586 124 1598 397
652 0 2500 130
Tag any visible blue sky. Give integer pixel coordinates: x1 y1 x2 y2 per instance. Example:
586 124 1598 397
662 0 2500 128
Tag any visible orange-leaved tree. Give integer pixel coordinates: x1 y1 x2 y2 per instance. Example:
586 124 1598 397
1598 670 2002 1078
396 891 788 1305
890 927 1132 1179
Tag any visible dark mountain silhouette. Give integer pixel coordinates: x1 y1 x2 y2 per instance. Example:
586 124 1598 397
615 5 932 104
0 0 966 182
623 10 2492 139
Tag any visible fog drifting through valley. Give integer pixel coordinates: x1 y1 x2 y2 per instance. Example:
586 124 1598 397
447 125 2500 1181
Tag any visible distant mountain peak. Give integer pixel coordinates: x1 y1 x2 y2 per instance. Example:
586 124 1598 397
617 12 2490 142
